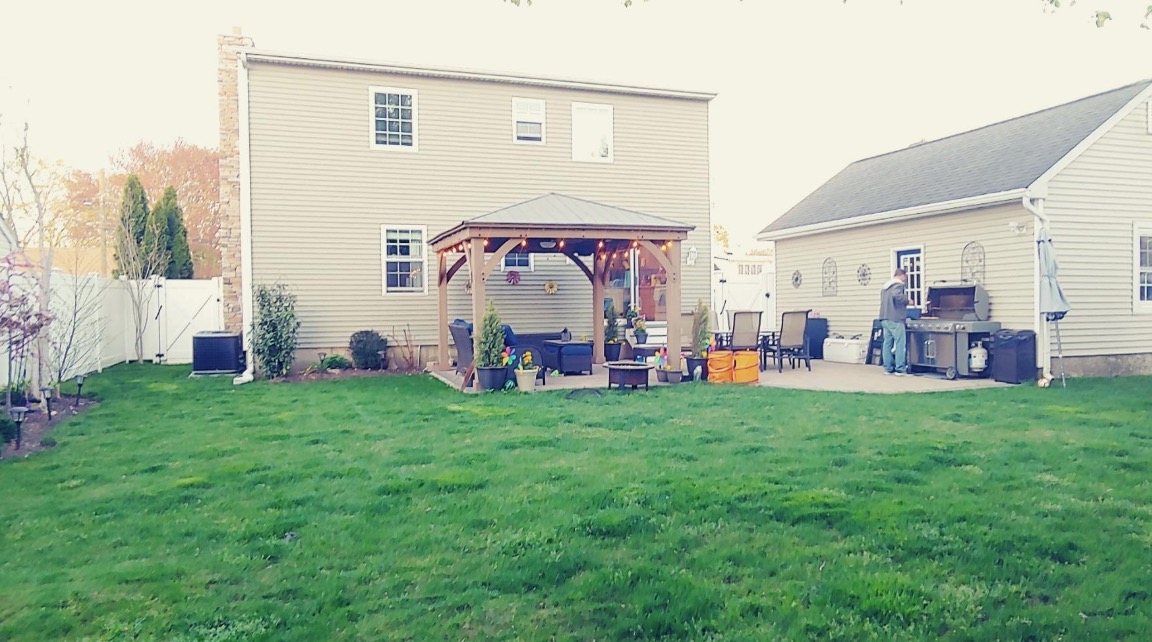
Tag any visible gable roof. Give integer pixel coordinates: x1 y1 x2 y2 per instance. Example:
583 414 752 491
760 79 1152 237
243 49 716 102
465 193 694 231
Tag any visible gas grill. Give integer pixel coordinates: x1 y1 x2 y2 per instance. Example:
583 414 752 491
905 282 1001 379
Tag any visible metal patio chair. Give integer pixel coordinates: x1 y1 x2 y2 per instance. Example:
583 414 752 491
728 310 763 352
760 309 812 373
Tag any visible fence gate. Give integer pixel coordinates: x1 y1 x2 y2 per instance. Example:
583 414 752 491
143 277 224 364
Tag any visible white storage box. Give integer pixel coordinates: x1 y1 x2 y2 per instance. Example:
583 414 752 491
823 338 868 364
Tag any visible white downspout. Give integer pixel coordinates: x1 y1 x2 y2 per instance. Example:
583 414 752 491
1022 194 1052 379
233 52 256 385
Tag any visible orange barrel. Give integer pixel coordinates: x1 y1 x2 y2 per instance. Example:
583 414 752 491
707 350 734 383
733 350 759 384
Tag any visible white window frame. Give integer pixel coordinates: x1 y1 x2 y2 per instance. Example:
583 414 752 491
502 251 535 272
892 246 925 307
512 97 546 145
381 225 428 295
369 86 419 151
1135 223 1152 314
571 102 614 163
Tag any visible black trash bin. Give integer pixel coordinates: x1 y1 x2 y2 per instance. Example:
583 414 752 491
992 330 1037 384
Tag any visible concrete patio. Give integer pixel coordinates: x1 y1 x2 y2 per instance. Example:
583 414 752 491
431 359 1010 394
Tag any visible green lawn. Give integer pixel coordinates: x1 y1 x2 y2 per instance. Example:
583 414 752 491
1 366 1150 641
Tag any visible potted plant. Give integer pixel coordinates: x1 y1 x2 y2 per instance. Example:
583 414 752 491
625 304 639 328
633 316 649 345
652 346 682 383
604 301 623 361
685 300 710 381
513 349 539 392
475 300 508 391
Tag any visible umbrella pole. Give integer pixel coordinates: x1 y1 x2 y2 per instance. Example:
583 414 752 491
1051 318 1067 388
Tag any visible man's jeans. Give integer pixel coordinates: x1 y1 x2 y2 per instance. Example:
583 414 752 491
881 320 908 374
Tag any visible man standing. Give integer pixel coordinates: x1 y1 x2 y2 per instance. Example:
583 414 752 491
878 268 910 375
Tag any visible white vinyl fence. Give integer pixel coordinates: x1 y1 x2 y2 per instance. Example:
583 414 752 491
1 274 224 387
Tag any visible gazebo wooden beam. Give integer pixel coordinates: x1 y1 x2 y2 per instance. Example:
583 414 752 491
431 226 688 252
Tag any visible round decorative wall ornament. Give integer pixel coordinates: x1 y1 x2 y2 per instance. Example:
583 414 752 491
544 280 559 295
506 270 521 285
857 264 871 286
791 270 803 288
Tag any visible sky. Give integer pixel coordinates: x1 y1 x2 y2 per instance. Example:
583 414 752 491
2 0 1151 246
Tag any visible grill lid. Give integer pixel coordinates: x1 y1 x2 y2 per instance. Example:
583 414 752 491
925 281 990 321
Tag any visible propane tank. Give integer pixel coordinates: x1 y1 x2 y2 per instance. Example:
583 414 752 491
968 343 989 373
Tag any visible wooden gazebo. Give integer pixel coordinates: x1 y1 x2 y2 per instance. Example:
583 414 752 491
429 193 695 372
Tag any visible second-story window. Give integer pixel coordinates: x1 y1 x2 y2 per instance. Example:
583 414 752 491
572 102 614 163
371 87 418 150
512 98 546 144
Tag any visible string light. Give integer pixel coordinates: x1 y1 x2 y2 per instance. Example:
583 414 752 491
558 239 565 249
598 240 605 249
483 239 489 246
521 239 527 248
632 240 639 248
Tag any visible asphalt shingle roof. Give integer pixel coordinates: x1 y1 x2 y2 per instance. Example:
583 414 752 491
761 80 1152 235
467 193 694 230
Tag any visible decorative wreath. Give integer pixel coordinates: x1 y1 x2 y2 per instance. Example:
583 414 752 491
543 280 559 295
506 270 521 285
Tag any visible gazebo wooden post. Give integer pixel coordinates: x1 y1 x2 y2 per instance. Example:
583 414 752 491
665 240 683 372
468 238 487 366
436 251 450 370
591 251 605 364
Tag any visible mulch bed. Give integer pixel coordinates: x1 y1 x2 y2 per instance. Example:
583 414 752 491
275 367 422 384
2 395 96 461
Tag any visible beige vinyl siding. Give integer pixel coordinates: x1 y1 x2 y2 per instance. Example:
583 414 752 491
1045 97 1152 358
245 62 710 350
772 204 1035 339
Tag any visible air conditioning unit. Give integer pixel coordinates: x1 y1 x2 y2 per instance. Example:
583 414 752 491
192 331 244 375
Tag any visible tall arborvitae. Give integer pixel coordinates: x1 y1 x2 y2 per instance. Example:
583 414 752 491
154 187 193 279
116 175 151 277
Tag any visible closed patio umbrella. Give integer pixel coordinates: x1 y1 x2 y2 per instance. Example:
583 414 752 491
1037 227 1070 386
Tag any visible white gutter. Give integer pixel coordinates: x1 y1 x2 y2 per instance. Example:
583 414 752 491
1022 194 1052 380
758 189 1026 242
233 52 256 385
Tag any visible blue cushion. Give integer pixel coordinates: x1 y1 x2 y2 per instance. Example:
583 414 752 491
564 345 593 355
451 319 474 334
501 324 517 346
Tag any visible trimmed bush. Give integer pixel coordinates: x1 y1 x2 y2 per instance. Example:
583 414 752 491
477 300 505 368
250 283 301 379
321 355 353 370
692 299 710 357
0 417 16 444
349 330 388 370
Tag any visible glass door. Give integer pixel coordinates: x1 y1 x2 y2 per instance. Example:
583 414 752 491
895 248 923 307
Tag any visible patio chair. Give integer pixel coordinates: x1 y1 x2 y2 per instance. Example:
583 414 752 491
448 322 475 385
728 310 762 352
710 310 730 348
760 309 812 373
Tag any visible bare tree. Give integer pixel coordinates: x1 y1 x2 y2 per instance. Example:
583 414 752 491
45 253 109 385
1 118 62 391
115 208 168 363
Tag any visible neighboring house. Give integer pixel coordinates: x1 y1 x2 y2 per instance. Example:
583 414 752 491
759 79 1152 377
712 245 776 332
217 31 714 370
0 219 17 258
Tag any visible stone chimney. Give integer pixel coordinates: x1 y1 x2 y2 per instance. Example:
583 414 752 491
217 27 254 334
